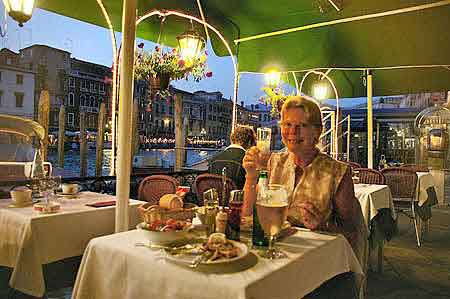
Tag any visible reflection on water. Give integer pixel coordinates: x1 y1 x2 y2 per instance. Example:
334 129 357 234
48 148 219 177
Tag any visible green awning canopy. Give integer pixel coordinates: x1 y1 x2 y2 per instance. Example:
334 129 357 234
37 0 450 97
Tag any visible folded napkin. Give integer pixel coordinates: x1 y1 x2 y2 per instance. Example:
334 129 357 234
86 200 116 208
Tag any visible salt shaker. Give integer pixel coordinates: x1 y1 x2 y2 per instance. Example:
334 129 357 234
203 188 219 236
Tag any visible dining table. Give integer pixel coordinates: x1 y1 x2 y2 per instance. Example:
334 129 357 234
0 191 145 297
354 183 396 272
72 227 363 299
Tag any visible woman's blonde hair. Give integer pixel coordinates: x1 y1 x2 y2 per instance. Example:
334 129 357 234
280 96 323 130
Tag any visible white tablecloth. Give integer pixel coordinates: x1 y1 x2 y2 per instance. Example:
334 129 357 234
0 192 144 297
73 229 363 299
416 172 436 206
354 184 396 227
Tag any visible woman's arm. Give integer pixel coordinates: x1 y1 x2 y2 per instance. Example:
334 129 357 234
242 174 258 216
322 167 363 249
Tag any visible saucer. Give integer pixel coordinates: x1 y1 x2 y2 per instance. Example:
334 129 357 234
57 192 80 197
8 201 33 208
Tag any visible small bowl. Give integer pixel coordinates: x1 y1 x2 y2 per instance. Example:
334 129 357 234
136 223 193 245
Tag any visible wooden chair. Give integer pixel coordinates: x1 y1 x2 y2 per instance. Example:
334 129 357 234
193 173 237 206
137 175 179 205
355 168 385 185
400 164 429 172
347 161 362 169
381 167 421 246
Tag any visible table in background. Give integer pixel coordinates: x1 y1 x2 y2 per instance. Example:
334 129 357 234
0 191 144 297
354 184 396 272
72 229 363 299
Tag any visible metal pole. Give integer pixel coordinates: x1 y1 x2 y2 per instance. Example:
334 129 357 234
347 115 351 162
331 111 336 158
115 0 137 233
367 70 374 168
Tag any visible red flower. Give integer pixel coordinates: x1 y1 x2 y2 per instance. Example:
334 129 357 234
206 71 213 78
178 60 185 68
155 46 160 52
138 42 145 49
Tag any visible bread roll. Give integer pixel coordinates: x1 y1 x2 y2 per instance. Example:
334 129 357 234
159 194 183 210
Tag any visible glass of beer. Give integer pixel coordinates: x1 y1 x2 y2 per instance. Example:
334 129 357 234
256 184 288 259
256 127 271 170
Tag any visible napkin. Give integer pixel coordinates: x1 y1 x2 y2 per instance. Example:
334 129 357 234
86 200 116 208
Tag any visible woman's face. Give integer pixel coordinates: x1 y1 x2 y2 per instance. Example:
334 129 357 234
280 108 320 155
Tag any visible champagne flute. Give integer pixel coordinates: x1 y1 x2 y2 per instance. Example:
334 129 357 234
256 127 271 170
256 184 288 259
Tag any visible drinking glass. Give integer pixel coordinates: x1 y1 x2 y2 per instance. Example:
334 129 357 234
256 184 288 259
256 127 271 170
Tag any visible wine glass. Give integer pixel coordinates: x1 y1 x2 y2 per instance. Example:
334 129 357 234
256 127 271 170
256 184 288 259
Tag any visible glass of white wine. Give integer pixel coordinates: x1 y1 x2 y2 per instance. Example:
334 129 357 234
256 184 288 259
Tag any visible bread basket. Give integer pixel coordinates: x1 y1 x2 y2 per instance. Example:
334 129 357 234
138 202 196 224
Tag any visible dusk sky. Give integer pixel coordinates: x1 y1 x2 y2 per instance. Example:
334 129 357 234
3 7 366 107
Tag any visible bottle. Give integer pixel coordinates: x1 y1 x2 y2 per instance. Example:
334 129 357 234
215 208 228 234
252 171 269 247
227 190 243 241
204 188 219 236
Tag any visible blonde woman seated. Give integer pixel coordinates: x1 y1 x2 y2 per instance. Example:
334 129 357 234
242 96 367 298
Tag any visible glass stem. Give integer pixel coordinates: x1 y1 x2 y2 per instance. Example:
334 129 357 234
268 235 275 253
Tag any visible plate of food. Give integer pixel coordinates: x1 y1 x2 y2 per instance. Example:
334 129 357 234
136 218 194 245
164 233 248 266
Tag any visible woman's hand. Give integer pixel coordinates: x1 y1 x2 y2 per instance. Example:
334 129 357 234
243 146 270 178
298 202 323 230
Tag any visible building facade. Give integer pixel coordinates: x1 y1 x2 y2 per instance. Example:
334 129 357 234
0 49 36 119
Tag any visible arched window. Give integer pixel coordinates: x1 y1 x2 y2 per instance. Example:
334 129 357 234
80 95 86 106
68 93 74 106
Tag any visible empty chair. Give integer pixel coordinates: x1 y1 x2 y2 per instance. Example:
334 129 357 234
381 167 421 246
193 173 237 206
355 168 385 185
400 164 429 172
137 175 179 205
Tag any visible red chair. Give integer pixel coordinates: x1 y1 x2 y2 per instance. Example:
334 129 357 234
400 164 429 172
381 167 421 246
137 175 179 205
355 168 385 185
193 173 237 206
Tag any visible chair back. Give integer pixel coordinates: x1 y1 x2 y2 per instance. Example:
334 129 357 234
193 173 237 206
209 159 245 188
347 161 362 169
400 164 429 172
137 175 179 205
355 168 385 185
381 167 418 199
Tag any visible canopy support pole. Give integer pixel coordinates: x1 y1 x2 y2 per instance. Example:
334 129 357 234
367 70 373 168
115 0 137 233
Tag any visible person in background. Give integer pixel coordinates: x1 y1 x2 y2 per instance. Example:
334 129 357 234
208 125 256 189
242 96 367 299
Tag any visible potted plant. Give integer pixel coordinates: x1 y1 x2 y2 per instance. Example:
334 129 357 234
134 43 212 105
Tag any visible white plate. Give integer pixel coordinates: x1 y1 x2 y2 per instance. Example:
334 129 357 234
165 240 248 265
58 191 80 196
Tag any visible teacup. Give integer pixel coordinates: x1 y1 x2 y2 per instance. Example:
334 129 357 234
10 187 32 206
62 183 79 195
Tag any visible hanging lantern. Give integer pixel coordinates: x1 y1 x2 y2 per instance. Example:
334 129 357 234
3 0 35 27
176 30 205 60
312 80 329 100
265 70 281 87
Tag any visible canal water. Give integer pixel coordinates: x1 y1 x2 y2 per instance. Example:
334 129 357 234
47 148 220 177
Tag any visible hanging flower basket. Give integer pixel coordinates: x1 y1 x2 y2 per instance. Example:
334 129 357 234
149 73 171 93
260 86 290 116
134 44 212 103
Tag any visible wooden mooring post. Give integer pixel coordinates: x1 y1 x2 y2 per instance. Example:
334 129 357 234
37 90 50 162
96 103 106 176
80 111 87 177
58 105 65 167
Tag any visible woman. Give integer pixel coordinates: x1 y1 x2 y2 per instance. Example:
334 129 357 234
242 96 366 268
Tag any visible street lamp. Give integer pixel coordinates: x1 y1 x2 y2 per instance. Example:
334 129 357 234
265 70 281 87
312 80 329 100
3 0 35 27
176 30 205 61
